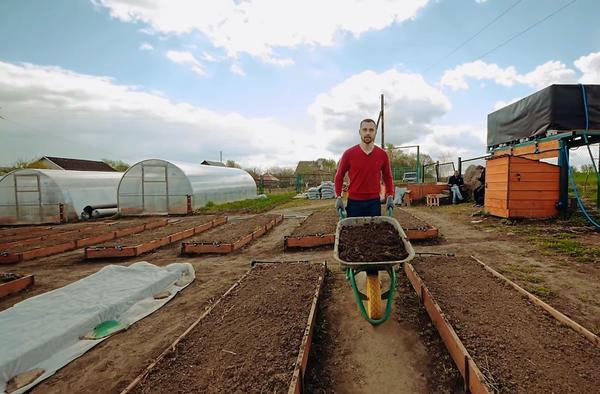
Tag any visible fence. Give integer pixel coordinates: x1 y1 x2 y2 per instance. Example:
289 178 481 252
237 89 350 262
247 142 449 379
567 143 600 212
421 161 456 183
257 173 334 194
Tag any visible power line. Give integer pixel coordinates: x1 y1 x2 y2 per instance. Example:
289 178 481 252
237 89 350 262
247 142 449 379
475 0 577 61
424 0 524 72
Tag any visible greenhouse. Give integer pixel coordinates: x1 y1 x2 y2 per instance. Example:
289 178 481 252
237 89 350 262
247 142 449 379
0 169 122 225
117 159 257 215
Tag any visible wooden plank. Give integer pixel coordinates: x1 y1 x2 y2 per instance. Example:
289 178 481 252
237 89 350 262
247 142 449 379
0 253 22 264
509 182 559 191
288 264 326 394
76 232 117 248
21 241 76 261
520 151 558 160
405 227 439 240
85 246 137 259
509 172 559 182
284 234 335 249
486 190 510 200
506 208 557 218
193 221 213 234
509 164 559 173
485 172 507 182
0 275 34 299
136 237 171 255
485 182 508 191
114 224 146 238
507 190 558 200
169 228 195 243
232 233 253 250
487 207 509 218
507 200 557 209
252 227 267 239
212 216 228 227
484 198 507 209
181 242 234 254
471 256 600 347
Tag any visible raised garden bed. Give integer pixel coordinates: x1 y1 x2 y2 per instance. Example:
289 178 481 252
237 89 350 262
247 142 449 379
181 214 282 255
406 256 600 393
390 208 439 241
122 262 325 394
0 222 112 248
84 216 225 259
338 221 408 262
284 209 338 249
1 219 168 264
0 273 34 299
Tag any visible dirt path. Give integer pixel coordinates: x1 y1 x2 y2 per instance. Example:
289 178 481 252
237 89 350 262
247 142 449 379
406 205 600 334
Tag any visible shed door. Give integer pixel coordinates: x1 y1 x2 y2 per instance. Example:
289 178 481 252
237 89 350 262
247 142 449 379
14 174 42 221
142 165 168 213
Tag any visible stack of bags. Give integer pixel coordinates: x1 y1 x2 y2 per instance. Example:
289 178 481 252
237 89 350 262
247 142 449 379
319 181 335 199
307 187 320 200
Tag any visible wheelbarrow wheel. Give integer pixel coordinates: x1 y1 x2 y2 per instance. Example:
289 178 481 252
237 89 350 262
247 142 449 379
366 271 383 319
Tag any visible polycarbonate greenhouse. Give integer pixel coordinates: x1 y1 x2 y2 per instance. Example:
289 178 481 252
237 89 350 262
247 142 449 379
117 159 257 215
0 169 122 225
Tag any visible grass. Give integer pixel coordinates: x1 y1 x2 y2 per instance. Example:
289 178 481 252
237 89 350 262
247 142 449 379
528 232 600 263
498 263 546 285
572 171 598 202
526 285 556 299
197 192 296 214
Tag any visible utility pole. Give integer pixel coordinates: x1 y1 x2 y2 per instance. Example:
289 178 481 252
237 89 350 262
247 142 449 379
219 151 223 162
380 94 385 148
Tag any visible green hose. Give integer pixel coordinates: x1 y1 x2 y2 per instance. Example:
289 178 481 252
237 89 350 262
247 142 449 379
347 266 397 325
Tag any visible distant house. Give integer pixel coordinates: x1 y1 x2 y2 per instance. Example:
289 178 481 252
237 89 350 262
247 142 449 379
260 173 280 188
294 160 335 186
30 156 117 172
201 160 226 167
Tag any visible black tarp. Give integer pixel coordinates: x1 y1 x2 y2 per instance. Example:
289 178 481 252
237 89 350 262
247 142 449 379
487 84 600 148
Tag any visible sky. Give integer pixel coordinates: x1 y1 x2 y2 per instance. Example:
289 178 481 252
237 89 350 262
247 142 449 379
1 0 599 169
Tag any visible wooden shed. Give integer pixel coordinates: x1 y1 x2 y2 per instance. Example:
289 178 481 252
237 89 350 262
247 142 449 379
485 155 559 218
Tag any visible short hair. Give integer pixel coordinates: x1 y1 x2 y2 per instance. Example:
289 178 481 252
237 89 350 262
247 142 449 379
359 118 377 128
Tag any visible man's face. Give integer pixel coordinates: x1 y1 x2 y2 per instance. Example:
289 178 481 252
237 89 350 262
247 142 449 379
454 171 459 177
359 121 377 144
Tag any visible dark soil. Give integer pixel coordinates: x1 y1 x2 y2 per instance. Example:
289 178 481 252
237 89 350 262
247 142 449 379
0 221 112 245
395 270 464 393
3 219 163 253
189 214 279 244
412 256 600 393
1 273 24 283
289 209 338 237
95 216 217 247
131 262 323 394
338 222 408 262
391 208 431 230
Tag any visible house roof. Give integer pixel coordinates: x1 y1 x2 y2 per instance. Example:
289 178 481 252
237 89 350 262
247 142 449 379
201 160 226 167
42 156 117 172
294 160 334 175
261 173 280 182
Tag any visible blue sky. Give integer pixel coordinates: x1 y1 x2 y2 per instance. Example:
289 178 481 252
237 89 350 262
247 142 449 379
1 0 599 168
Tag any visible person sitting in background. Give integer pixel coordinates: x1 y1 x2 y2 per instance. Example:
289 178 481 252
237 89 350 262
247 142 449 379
447 170 464 204
473 167 485 207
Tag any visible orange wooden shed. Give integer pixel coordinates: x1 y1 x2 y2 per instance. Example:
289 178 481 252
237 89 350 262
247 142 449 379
485 155 559 218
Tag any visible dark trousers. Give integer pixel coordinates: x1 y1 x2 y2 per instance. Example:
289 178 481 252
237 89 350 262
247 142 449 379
474 185 485 205
347 198 381 217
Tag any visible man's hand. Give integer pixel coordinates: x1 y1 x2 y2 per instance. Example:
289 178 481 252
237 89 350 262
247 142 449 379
335 197 345 212
386 195 394 211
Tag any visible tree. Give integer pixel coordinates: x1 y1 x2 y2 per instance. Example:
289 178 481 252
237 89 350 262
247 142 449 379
101 159 130 172
226 160 241 169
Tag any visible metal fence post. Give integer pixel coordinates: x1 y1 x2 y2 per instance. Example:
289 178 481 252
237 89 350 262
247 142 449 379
458 157 462 175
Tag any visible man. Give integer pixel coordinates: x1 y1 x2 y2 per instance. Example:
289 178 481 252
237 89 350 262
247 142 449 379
473 166 485 207
447 170 464 204
334 118 394 217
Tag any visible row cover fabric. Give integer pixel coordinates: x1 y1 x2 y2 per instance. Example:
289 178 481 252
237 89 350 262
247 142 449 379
487 84 600 148
0 261 195 394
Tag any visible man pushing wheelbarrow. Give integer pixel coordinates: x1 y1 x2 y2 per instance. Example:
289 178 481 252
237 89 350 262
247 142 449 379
334 118 414 325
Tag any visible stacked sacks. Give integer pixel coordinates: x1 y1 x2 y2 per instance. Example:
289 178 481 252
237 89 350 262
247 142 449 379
320 181 335 199
307 187 320 200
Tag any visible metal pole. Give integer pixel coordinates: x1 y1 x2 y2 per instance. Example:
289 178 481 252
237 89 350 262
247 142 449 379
458 157 462 175
558 140 569 211
416 146 421 183
380 94 385 148
220 151 223 162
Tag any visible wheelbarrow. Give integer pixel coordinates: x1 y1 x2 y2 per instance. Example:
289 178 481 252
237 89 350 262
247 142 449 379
334 207 415 325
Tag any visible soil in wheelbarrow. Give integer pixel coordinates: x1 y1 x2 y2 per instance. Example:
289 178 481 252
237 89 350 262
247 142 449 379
412 256 600 393
187 214 279 244
91 216 218 247
289 208 338 237
130 262 323 394
338 222 408 262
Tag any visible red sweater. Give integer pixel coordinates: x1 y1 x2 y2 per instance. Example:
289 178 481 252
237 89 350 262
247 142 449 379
334 145 394 200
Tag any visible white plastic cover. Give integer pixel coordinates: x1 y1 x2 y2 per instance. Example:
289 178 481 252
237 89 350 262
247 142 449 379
0 261 195 394
0 169 122 225
118 159 256 215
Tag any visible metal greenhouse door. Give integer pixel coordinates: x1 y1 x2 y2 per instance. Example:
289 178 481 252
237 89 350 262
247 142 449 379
142 165 169 214
14 174 42 221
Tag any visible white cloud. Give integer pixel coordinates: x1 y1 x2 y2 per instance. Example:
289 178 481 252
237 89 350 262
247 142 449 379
165 50 207 76
418 123 487 161
95 0 429 64
0 61 329 168
201 51 220 63
574 51 600 83
308 68 451 154
440 60 577 90
230 64 246 76
139 42 153 51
